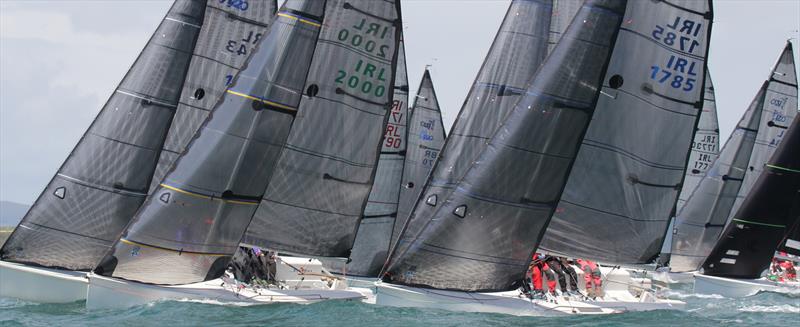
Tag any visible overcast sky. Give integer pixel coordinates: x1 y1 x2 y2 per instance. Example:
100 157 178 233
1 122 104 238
1 0 799 205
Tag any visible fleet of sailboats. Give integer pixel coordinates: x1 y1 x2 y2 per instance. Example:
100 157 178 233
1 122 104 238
1 0 798 317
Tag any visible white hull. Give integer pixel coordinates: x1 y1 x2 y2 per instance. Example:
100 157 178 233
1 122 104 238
651 269 695 289
0 260 88 303
375 282 618 316
86 273 367 309
693 273 800 298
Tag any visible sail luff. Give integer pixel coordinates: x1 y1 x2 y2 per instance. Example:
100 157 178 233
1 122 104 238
383 0 627 292
0 0 206 271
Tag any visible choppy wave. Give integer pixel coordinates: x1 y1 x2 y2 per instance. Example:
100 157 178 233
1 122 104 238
662 290 725 299
738 304 799 313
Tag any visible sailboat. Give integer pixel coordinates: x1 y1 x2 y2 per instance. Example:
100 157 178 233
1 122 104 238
694 115 800 297
654 71 720 286
667 42 798 286
376 0 663 316
323 67 446 290
86 0 404 309
0 0 210 303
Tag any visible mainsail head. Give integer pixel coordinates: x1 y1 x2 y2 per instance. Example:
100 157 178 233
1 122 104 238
383 0 626 292
0 0 206 271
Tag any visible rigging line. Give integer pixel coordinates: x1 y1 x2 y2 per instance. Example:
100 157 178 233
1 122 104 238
323 173 371 185
660 0 712 19
316 39 394 64
214 7 272 28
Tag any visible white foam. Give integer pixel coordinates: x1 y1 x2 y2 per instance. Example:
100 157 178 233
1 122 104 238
662 290 724 299
173 298 262 307
738 304 799 313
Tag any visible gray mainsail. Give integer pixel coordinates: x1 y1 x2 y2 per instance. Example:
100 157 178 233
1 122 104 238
0 1 205 271
383 0 626 292
324 37 409 277
660 70 719 259
394 68 447 251
670 41 798 272
539 0 714 264
151 0 278 193
728 42 798 220
241 0 403 258
97 0 328 285
678 71 720 212
388 0 560 252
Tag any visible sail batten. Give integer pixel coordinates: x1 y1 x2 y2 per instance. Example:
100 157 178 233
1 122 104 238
0 0 206 271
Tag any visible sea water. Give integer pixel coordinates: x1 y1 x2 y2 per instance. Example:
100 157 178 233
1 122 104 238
1 286 797 326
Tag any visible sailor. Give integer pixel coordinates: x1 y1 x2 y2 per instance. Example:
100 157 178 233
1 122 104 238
544 255 580 295
531 253 557 298
779 259 797 281
576 259 603 298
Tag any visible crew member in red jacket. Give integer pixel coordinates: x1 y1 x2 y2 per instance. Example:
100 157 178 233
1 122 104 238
576 258 603 298
530 253 557 297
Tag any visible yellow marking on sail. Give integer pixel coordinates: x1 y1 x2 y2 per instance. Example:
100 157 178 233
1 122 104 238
225 90 298 113
160 183 258 206
277 12 321 27
120 239 228 257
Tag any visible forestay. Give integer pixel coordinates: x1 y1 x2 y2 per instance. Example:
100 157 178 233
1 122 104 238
670 42 798 272
539 0 714 264
389 0 564 254
97 0 327 285
151 0 278 193
702 116 800 279
0 1 205 271
242 0 403 258
324 37 409 277
384 0 626 292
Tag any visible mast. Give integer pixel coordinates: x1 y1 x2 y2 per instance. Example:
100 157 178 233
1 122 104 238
0 1 206 271
97 0 329 285
324 36 410 277
383 0 626 292
240 0 403 259
151 0 278 193
702 116 800 278
539 0 715 264
670 42 798 272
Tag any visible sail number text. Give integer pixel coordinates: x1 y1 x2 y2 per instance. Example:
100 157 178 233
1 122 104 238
226 30 262 56
384 100 405 149
651 16 702 54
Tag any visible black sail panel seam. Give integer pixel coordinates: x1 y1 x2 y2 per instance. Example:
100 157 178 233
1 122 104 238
619 27 704 60
87 132 161 152
316 39 393 64
343 2 398 24
261 198 359 217
21 222 114 244
581 141 686 170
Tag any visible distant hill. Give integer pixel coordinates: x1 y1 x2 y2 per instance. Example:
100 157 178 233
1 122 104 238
1 201 30 227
